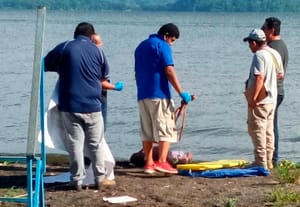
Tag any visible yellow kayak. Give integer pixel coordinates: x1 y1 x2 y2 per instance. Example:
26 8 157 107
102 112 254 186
177 159 248 171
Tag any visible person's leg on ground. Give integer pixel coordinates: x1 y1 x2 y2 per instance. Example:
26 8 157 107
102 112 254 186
247 106 268 168
101 91 107 131
143 141 154 164
272 95 284 165
266 104 275 170
84 112 106 188
100 92 117 185
143 141 155 174
158 141 169 163
139 99 157 174
61 112 86 190
154 99 178 174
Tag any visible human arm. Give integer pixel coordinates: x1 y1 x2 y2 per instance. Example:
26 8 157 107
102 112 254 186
165 65 193 103
276 55 284 80
44 41 67 72
165 65 182 94
44 49 61 72
101 79 124 91
253 74 265 102
98 48 123 91
244 74 264 108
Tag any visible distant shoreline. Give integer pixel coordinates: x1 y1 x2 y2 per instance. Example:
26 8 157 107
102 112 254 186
1 0 300 13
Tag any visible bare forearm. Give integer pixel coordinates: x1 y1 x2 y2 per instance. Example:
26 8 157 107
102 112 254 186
253 75 264 100
101 79 115 90
165 65 182 95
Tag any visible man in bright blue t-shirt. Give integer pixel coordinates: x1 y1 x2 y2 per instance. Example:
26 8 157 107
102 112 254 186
135 23 193 174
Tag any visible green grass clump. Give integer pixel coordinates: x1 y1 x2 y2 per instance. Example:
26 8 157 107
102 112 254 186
268 160 300 207
224 198 237 207
274 160 300 184
268 187 300 207
1 186 26 198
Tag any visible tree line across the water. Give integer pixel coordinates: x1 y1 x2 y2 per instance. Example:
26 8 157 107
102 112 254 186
1 0 300 12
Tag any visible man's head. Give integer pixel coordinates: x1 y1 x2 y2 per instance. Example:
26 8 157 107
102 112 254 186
74 22 95 39
158 23 180 45
261 17 281 41
243 29 266 52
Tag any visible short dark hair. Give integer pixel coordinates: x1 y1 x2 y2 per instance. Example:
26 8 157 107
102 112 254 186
157 23 180 39
265 17 281 35
74 22 95 39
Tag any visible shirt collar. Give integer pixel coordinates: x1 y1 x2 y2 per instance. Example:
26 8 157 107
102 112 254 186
76 35 91 42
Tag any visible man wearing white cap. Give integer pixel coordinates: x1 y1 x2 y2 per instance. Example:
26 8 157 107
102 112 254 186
243 29 284 170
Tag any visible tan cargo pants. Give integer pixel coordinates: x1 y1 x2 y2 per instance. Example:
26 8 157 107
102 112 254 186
247 103 275 169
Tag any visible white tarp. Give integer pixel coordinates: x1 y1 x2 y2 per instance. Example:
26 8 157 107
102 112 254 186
40 81 115 184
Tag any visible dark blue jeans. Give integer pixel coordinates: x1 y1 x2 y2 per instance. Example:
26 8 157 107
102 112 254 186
101 93 107 132
272 95 284 164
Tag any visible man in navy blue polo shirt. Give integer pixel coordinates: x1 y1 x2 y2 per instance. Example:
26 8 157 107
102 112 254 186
44 22 120 190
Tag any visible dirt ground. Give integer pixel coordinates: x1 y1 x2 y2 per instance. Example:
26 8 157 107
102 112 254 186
0 158 300 207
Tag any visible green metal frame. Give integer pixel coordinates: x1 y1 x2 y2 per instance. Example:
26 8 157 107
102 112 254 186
0 6 46 207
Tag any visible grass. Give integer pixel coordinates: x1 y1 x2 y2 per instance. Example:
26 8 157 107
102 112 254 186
268 187 300 207
0 186 26 198
267 160 300 207
273 160 300 184
224 198 237 207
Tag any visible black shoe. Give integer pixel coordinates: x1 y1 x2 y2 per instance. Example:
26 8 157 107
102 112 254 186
95 182 101 190
76 184 82 191
69 181 83 191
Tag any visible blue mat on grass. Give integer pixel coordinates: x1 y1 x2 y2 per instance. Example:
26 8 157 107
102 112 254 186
179 166 269 178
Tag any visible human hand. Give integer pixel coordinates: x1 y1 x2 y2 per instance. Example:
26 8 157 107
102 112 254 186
180 92 192 104
277 73 284 80
244 89 257 108
114 81 124 91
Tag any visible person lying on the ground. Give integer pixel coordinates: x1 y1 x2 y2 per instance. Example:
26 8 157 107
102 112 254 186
130 146 192 168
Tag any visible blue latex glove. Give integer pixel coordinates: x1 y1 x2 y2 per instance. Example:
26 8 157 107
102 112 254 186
114 81 124 91
180 92 192 104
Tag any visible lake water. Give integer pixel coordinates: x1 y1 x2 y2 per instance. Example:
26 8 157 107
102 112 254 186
0 10 299 162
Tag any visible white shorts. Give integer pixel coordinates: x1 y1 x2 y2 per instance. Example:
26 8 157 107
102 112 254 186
138 99 177 143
